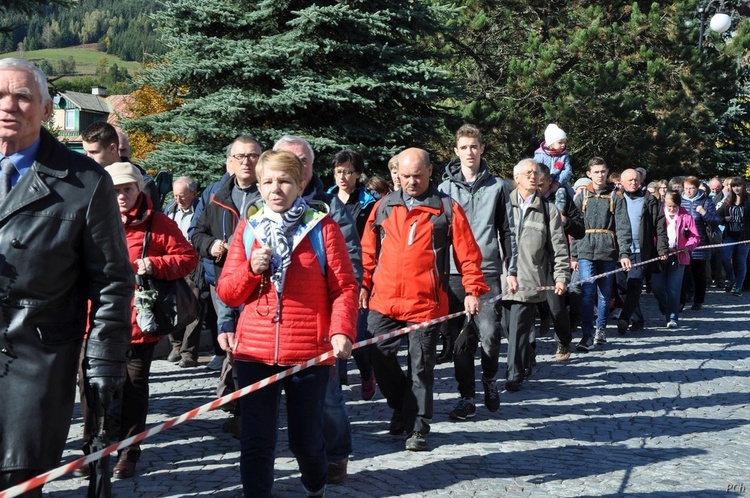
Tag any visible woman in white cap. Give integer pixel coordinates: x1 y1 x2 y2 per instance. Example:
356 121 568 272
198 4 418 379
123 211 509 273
97 162 197 479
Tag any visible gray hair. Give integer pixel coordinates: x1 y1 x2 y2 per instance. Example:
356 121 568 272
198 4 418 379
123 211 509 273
0 58 51 104
173 176 197 193
513 158 538 177
273 134 315 162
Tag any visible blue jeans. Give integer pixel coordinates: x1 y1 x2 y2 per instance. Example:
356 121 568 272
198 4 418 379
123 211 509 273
337 309 373 380
721 232 750 292
236 361 328 498
650 256 685 323
578 259 616 337
323 364 352 462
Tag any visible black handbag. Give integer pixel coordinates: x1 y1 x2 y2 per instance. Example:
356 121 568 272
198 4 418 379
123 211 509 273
135 218 200 336
453 314 479 355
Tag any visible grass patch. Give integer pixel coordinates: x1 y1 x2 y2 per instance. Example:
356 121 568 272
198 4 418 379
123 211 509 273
1 45 142 75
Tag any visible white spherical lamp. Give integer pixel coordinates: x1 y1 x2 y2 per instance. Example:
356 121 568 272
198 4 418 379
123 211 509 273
709 12 732 33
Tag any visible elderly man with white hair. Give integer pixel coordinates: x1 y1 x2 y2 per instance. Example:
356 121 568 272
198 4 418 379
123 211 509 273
0 58 133 496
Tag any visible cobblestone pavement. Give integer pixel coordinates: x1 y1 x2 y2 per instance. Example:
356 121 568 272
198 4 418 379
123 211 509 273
41 286 749 497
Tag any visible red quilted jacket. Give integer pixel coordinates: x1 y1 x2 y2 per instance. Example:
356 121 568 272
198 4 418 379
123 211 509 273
217 214 358 366
124 194 198 344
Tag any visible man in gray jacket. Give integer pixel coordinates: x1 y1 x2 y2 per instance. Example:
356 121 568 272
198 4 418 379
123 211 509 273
503 159 570 391
571 157 632 352
438 124 512 420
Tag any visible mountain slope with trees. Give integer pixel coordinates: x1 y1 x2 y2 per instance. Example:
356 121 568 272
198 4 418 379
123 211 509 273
0 0 165 62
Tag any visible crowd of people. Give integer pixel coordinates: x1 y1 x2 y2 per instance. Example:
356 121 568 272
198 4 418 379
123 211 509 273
1 59 748 498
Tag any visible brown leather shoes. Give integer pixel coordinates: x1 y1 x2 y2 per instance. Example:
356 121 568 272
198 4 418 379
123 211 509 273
73 465 90 477
113 458 136 479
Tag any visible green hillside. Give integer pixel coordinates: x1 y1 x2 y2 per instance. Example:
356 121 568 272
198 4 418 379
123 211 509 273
0 45 141 75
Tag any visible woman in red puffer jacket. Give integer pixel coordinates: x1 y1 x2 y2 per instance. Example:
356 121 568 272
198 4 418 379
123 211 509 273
217 150 357 498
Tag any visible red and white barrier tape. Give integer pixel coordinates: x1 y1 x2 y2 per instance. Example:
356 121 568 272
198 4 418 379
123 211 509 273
2 238 747 497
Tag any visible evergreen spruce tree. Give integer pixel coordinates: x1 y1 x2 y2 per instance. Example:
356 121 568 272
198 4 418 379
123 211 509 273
446 0 750 179
130 0 457 186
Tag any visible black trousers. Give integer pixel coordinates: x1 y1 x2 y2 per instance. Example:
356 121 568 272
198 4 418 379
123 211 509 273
0 470 43 497
367 311 439 434
681 259 708 305
110 342 157 463
545 291 573 345
500 301 535 384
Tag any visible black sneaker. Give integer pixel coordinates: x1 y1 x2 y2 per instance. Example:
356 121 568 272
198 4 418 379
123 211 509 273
690 303 702 310
167 348 181 363
405 431 427 451
389 410 405 435
482 378 500 412
449 397 477 420
576 335 593 352
630 321 644 332
617 319 629 335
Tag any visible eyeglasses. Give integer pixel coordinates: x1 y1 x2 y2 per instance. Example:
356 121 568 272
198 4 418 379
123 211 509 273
334 170 357 178
518 170 537 178
231 153 260 162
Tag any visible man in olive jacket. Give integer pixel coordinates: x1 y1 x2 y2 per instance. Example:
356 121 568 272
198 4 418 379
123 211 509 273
0 59 134 496
502 159 570 391
571 157 632 352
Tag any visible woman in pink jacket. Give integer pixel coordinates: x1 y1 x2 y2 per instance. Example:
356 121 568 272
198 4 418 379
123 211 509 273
217 150 358 498
651 191 700 328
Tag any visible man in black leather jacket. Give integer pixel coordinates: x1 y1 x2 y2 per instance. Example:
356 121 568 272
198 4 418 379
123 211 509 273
0 59 134 497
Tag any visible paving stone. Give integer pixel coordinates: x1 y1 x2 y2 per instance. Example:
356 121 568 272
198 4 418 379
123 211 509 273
28 287 750 497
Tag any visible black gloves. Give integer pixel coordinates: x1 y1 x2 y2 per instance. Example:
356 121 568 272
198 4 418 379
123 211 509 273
84 357 126 409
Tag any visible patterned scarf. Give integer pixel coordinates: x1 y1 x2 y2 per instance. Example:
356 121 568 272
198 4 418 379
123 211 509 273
259 197 307 293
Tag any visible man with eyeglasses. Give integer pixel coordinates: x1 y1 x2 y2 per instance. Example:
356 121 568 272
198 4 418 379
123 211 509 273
502 159 570 391
191 136 262 436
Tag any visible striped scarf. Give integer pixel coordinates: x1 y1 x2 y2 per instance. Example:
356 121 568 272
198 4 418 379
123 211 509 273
259 197 307 293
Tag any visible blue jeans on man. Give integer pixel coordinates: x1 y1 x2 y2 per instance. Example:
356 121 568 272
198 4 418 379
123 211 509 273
323 364 352 463
578 259 617 338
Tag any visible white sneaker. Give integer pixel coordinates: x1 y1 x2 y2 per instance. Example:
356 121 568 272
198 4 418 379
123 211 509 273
594 328 607 345
206 355 225 371
666 320 677 329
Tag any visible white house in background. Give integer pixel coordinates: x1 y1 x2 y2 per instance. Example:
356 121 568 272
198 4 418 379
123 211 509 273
52 86 133 153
